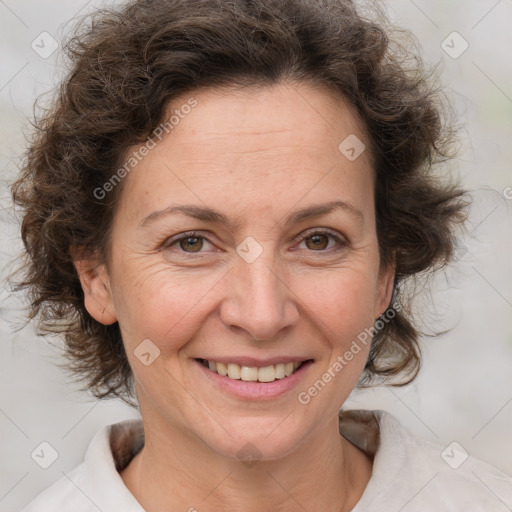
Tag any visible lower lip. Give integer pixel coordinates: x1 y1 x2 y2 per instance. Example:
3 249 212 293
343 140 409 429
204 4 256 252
195 359 314 400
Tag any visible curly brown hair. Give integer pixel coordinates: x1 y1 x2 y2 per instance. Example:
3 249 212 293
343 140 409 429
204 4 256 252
11 0 469 406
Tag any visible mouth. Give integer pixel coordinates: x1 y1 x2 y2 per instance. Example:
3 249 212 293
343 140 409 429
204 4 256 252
196 358 312 384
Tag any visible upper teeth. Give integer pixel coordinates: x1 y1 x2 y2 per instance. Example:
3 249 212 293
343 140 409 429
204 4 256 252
203 360 302 382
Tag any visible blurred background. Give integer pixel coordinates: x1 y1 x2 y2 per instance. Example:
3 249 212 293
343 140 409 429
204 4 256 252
1 0 511 510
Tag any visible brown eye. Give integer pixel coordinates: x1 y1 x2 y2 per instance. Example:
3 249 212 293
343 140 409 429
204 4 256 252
295 229 347 254
178 236 204 252
305 234 329 250
163 231 216 255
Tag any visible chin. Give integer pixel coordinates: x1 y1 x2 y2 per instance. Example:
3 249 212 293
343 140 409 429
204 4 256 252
196 413 315 462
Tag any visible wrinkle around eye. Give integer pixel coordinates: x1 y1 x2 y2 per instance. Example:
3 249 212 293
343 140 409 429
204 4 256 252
159 231 351 262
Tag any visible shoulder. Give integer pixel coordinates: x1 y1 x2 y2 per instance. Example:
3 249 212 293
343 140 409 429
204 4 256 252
395 419 512 510
21 462 93 512
341 409 512 511
21 420 144 512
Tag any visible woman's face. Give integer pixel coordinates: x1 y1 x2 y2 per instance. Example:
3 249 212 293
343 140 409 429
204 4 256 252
81 82 394 460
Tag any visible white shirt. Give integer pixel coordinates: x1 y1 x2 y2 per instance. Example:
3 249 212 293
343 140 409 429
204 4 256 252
21 409 512 511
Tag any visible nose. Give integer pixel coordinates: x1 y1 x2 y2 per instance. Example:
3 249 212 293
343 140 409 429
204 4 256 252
219 256 300 342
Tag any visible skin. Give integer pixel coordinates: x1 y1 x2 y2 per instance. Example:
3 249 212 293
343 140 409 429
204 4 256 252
75 81 395 511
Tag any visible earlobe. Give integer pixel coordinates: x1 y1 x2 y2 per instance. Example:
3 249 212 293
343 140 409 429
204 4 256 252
376 262 396 318
73 251 117 325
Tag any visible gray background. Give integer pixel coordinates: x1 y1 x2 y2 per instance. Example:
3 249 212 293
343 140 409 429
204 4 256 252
1 0 511 510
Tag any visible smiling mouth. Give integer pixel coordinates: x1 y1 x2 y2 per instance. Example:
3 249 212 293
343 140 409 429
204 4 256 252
196 358 312 383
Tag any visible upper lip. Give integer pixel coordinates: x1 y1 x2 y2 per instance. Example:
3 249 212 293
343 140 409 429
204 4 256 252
196 356 313 367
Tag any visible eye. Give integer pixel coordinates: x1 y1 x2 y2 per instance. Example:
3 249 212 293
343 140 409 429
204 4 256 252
163 231 214 254
296 228 347 252
163 228 347 256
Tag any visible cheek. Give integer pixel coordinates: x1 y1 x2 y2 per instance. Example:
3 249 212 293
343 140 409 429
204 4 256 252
113 264 220 355
297 269 379 340
111 243 381 360
292 274 376 411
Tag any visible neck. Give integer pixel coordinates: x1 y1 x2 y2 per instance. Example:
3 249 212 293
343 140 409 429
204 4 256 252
120 412 372 512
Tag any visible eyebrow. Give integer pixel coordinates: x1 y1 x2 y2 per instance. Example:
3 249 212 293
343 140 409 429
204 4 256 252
138 200 364 230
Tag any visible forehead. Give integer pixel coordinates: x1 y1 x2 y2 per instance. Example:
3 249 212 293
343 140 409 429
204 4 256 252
167 82 367 153
116 82 374 227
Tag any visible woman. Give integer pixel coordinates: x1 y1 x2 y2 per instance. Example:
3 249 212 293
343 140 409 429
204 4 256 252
12 0 512 510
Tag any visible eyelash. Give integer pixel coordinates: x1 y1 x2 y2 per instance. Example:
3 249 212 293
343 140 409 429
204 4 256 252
162 228 347 256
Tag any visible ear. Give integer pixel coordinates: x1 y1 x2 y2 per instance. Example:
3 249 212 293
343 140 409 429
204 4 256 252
72 247 117 325
375 259 396 318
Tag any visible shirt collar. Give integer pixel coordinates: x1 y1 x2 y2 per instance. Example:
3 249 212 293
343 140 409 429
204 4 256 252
83 409 403 511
